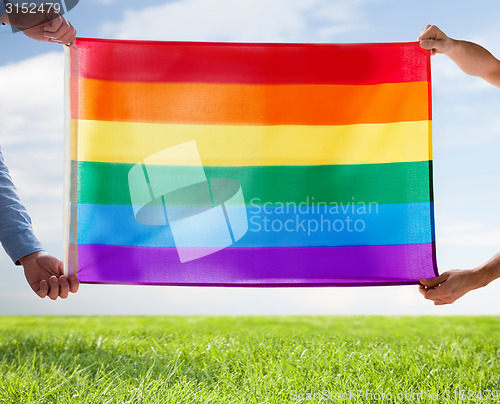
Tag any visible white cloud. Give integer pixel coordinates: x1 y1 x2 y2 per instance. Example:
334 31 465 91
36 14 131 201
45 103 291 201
0 52 64 146
1 6 498 314
0 52 65 247
438 220 500 248
101 0 368 42
468 31 500 62
431 56 491 94
430 52 500 154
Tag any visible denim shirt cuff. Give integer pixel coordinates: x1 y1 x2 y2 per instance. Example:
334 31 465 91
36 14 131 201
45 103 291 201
1 229 44 265
0 1 6 22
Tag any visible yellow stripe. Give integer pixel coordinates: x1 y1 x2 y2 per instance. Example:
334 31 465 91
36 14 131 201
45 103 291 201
428 120 433 161
74 119 431 166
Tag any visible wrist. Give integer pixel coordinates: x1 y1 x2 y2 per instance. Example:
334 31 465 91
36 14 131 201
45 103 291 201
473 264 498 288
18 250 46 266
443 38 459 56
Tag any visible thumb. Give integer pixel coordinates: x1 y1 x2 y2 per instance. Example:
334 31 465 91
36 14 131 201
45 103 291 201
420 39 440 50
420 273 449 288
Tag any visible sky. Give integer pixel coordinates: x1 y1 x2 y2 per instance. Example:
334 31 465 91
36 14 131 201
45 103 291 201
0 0 499 315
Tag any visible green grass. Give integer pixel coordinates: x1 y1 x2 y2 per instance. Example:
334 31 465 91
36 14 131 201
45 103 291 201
0 316 499 403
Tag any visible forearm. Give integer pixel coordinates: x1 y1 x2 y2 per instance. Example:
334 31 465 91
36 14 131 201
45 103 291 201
446 39 500 86
0 148 44 263
474 252 500 288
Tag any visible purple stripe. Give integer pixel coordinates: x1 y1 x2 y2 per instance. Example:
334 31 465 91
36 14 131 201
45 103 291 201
75 244 438 287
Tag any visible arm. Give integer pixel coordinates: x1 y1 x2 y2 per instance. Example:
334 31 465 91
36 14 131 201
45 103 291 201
419 252 500 305
1 1 76 44
0 4 78 299
418 25 500 87
418 26 500 304
0 143 79 300
0 147 43 263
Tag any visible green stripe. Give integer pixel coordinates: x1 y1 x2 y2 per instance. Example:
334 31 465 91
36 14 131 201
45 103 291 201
76 161 431 206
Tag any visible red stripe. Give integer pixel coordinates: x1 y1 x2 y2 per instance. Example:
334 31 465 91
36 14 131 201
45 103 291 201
427 49 433 121
74 38 429 85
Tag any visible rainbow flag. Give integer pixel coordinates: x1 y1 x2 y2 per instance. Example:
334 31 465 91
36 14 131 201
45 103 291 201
64 38 438 286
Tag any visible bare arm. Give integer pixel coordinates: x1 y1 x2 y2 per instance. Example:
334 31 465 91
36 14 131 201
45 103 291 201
420 253 500 305
475 252 500 287
418 25 500 87
418 26 500 304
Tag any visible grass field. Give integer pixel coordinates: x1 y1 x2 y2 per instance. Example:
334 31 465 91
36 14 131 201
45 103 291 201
0 316 499 403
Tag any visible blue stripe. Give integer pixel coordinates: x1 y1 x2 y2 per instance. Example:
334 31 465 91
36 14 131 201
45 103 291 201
76 202 432 247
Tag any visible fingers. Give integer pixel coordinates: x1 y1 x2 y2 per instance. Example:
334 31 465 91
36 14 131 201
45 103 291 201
421 283 456 305
421 288 448 305
417 25 451 55
419 285 442 301
56 258 64 276
419 39 439 51
59 276 70 299
417 25 444 41
424 287 445 301
36 279 49 298
44 17 76 44
43 15 63 33
419 272 449 288
48 276 59 300
24 253 80 300
68 274 80 294
417 25 432 40
36 275 77 300
419 275 453 304
61 258 80 294
58 28 77 45
47 259 78 298
420 40 441 55
417 25 430 41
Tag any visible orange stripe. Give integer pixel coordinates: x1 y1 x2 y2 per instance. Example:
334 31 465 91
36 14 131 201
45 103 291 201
75 78 428 125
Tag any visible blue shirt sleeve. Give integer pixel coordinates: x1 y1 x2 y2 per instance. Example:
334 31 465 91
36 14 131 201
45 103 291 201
0 146 44 264
0 1 5 21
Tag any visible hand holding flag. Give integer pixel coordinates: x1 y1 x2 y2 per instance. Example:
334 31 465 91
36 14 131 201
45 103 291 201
1 3 76 44
26 15 76 44
418 25 454 55
20 251 79 300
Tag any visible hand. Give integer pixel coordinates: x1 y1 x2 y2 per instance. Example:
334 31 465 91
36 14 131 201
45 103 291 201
22 15 76 44
418 25 455 55
419 269 482 305
20 251 79 300
1 4 76 44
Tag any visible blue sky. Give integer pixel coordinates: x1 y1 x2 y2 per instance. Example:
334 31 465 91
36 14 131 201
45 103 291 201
0 0 499 314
